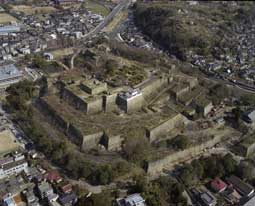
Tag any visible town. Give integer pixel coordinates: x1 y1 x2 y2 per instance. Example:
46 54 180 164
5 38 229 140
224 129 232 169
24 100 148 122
1 1 255 206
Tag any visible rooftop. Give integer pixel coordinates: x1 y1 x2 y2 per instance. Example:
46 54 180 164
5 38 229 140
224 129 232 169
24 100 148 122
38 181 52 193
117 193 145 206
226 175 254 197
0 65 22 82
211 177 227 192
200 192 214 204
0 25 20 33
59 192 77 205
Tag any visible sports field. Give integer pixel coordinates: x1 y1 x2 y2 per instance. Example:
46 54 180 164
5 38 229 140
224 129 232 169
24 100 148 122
11 5 57 14
86 0 110 16
0 129 20 156
0 13 17 24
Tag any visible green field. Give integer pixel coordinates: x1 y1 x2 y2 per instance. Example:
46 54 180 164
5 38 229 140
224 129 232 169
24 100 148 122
86 0 110 16
0 13 17 24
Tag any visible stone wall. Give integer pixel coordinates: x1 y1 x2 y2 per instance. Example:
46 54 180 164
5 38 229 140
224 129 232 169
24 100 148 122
105 134 123 151
62 87 103 114
239 143 255 157
82 132 104 151
140 76 172 100
87 97 103 114
62 87 87 112
146 134 223 176
37 98 69 133
103 93 118 112
126 95 145 113
146 113 188 142
173 75 198 89
37 98 123 151
68 123 84 145
37 98 84 146
117 94 145 113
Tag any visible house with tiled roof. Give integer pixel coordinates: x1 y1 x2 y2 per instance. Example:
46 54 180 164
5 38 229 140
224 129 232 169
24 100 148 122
211 178 227 193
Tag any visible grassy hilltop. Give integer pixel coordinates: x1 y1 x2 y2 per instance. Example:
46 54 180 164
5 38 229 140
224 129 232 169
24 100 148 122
134 1 255 60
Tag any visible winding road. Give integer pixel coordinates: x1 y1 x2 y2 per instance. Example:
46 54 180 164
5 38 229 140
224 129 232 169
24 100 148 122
70 0 131 69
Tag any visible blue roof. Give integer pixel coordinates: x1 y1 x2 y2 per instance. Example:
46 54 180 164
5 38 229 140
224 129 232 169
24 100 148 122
0 64 22 81
0 25 20 33
125 194 145 206
59 192 77 205
5 197 14 206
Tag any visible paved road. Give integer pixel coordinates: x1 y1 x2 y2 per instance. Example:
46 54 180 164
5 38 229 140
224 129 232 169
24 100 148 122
84 0 131 39
203 75 255 93
70 0 131 69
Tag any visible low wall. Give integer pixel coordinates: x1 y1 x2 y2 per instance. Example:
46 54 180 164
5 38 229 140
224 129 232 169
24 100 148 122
146 134 223 176
146 114 188 142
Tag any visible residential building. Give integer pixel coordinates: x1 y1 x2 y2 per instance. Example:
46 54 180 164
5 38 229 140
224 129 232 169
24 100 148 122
0 175 32 206
23 189 40 206
116 193 146 206
226 175 254 197
222 187 241 205
0 192 16 206
58 192 77 206
0 152 28 179
240 195 255 206
0 64 23 89
44 170 62 184
59 182 72 194
37 182 54 199
0 26 20 35
211 178 227 193
47 193 59 204
242 108 255 123
199 191 217 206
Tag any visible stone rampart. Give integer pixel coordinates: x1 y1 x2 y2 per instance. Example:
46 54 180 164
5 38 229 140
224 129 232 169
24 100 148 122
62 87 87 112
146 134 223 176
140 76 172 100
146 113 188 142
82 132 104 151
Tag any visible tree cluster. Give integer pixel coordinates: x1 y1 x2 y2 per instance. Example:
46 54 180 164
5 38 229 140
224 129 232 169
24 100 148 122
167 135 190 150
133 176 187 206
179 154 237 186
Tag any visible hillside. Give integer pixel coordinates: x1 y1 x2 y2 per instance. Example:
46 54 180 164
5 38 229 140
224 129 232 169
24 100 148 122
134 1 255 61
